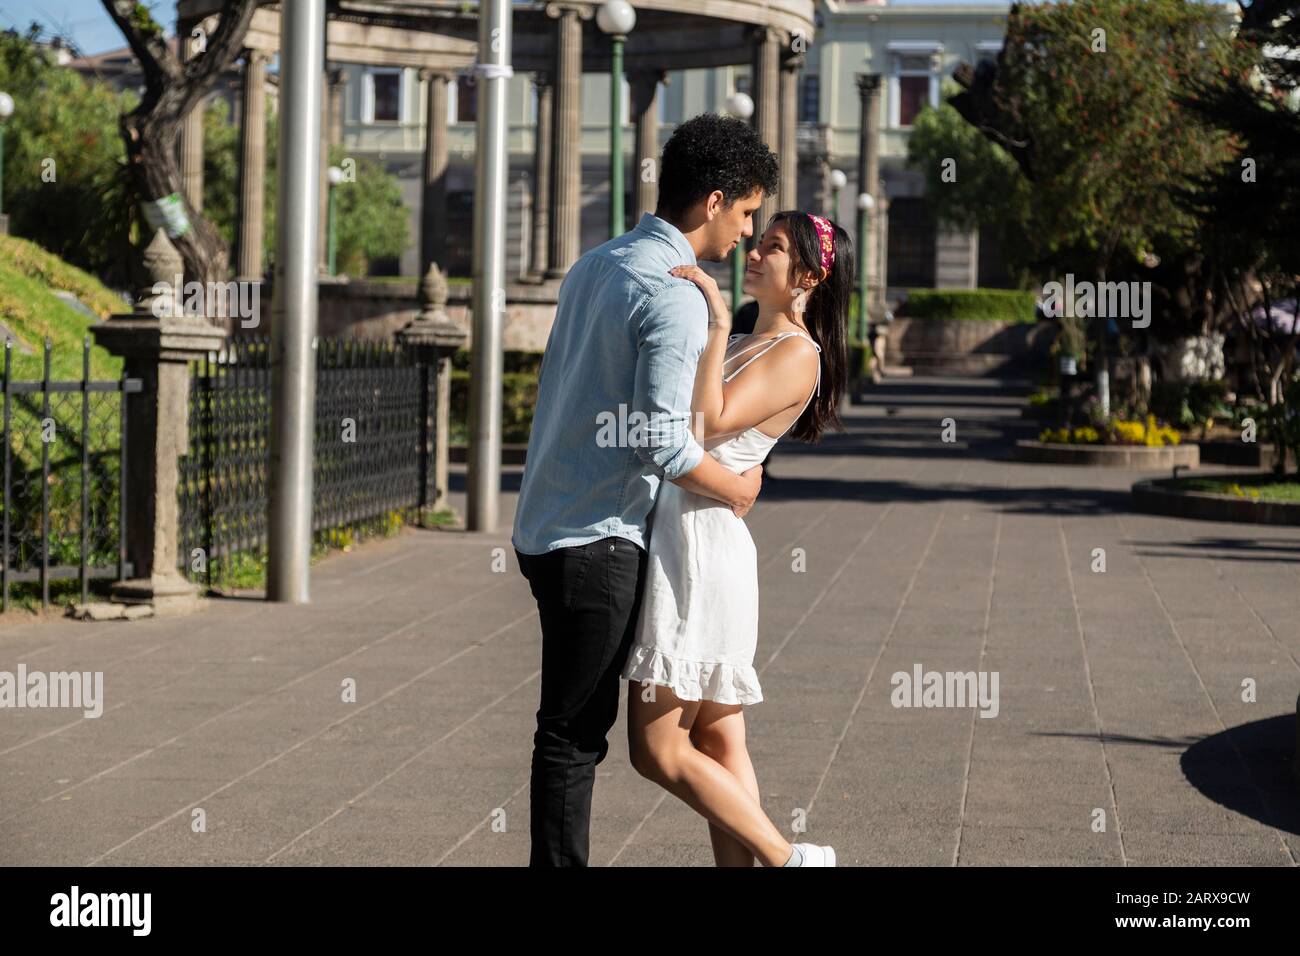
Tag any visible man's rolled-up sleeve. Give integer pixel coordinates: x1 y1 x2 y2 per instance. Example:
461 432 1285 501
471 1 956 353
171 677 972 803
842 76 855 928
631 282 708 481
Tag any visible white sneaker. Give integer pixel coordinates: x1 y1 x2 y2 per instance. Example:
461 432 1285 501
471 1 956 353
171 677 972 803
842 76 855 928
787 843 837 867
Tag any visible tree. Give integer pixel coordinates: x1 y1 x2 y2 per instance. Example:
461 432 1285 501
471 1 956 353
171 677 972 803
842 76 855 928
100 0 258 286
1176 0 1300 473
949 0 1248 409
0 25 137 287
327 146 411 276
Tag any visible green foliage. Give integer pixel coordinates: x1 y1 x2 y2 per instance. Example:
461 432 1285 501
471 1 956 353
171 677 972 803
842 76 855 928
201 96 277 272
970 0 1244 275
1173 2 1300 474
0 28 138 287
202 117 409 277
328 146 411 275
202 98 240 250
450 369 537 444
1148 379 1231 430
0 235 125 380
129 3 165 39
1177 476 1300 503
901 288 1038 323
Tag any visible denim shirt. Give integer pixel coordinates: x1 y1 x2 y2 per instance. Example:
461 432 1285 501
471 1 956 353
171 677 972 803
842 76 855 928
511 213 709 555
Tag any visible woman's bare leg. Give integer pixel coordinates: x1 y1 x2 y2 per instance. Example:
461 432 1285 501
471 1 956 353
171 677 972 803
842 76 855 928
690 702 764 867
626 680 792 867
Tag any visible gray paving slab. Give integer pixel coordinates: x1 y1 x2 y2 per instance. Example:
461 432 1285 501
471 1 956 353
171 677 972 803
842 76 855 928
1 374 1297 866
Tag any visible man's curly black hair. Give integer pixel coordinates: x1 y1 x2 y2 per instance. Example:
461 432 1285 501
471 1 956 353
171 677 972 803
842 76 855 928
654 113 780 222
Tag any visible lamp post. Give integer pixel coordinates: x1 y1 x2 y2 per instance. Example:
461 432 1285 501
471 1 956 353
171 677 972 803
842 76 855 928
829 168 847 221
597 1 636 240
326 165 344 276
725 90 754 319
0 92 13 229
856 191 874 346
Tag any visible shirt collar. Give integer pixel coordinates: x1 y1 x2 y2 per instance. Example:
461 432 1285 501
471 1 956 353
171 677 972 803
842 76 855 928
634 213 697 266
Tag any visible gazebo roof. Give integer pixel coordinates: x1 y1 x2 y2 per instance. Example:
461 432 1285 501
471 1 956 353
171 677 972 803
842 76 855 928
176 0 816 71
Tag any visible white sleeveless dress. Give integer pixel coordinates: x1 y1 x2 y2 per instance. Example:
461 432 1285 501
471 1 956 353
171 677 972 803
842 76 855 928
620 330 823 705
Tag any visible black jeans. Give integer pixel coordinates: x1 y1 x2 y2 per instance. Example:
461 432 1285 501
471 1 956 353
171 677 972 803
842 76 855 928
515 535 648 867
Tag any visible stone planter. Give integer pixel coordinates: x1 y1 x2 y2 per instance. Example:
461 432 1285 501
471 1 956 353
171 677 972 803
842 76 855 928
1014 440 1199 468
1132 474 1300 526
1194 439 1276 470
884 317 1054 375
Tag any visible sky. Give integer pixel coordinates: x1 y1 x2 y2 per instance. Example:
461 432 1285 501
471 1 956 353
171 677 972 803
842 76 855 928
0 0 170 56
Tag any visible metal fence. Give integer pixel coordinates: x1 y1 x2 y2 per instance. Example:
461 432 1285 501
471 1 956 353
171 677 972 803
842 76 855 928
177 337 438 588
1 339 140 609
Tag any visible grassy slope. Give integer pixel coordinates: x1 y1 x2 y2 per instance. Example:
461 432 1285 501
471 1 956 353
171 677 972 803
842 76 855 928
0 235 126 381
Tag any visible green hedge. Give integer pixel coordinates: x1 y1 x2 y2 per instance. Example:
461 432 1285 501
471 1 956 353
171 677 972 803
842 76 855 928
901 288 1038 323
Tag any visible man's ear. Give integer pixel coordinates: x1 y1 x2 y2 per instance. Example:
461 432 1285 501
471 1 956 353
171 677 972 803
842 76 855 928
703 190 726 220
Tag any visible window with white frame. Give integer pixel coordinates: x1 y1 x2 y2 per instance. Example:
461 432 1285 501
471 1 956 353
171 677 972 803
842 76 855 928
363 67 402 123
887 43 941 128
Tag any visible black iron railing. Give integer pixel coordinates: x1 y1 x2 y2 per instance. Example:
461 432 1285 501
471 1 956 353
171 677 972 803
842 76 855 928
177 337 437 589
1 339 140 609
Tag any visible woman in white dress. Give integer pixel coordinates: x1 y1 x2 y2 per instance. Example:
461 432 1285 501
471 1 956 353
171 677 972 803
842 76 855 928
621 211 854 867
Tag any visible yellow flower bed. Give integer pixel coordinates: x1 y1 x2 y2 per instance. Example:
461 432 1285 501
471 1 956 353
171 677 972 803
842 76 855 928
1038 415 1180 446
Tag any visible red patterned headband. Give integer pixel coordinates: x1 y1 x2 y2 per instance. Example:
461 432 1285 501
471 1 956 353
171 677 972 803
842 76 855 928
806 214 835 275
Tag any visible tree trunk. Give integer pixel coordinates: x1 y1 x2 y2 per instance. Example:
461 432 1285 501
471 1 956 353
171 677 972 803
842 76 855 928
101 0 259 287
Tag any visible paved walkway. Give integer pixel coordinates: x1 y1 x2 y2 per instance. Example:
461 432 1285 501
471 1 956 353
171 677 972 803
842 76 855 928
1 375 1297 866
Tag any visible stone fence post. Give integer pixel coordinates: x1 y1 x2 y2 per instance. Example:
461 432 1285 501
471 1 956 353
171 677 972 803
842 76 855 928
91 229 228 615
397 262 468 518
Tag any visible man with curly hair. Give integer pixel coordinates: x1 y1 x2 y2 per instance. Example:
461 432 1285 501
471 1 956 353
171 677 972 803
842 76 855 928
512 113 779 866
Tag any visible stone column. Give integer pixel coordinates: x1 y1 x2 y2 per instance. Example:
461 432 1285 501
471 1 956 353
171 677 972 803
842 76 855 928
813 125 834 217
629 69 664 221
90 231 227 616
179 19 205 211
528 72 554 279
319 68 347 274
751 27 782 231
778 51 803 212
236 50 270 280
856 73 883 314
876 192 890 309
545 3 590 279
329 68 348 146
421 68 452 275
398 262 469 515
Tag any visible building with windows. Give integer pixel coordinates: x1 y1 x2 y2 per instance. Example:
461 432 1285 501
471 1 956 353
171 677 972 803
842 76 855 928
336 0 1011 295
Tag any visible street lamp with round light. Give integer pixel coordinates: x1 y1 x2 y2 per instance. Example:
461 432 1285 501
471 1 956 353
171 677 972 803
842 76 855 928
725 91 754 122
597 1 636 239
725 91 756 319
829 168 847 221
856 191 874 347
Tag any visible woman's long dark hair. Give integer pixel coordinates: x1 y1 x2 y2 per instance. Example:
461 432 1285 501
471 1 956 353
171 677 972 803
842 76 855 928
766 210 854 443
